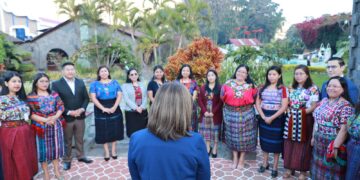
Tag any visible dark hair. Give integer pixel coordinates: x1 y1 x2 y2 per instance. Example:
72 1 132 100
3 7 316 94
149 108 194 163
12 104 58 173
0 71 27 101
259 66 284 99
126 68 140 83
97 65 111 81
31 73 51 95
152 65 166 83
205 69 221 95
326 76 353 105
232 64 255 85
61 62 75 69
176 64 194 80
292 64 314 89
327 57 345 67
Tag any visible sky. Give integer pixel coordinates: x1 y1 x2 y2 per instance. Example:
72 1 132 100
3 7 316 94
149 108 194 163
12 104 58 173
2 0 354 30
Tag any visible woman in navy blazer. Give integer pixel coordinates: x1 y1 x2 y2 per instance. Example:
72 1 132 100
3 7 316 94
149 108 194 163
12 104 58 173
128 82 211 180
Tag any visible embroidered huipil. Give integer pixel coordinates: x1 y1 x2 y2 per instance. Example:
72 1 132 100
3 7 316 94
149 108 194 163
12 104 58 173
0 95 30 122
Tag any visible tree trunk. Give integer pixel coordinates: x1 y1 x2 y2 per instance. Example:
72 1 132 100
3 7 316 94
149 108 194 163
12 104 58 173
153 47 158 65
178 35 183 49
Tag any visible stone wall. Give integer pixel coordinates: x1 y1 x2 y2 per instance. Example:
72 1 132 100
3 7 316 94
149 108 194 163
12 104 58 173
349 0 360 91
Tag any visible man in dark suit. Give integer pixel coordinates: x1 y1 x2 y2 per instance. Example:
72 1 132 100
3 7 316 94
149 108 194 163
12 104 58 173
52 62 93 170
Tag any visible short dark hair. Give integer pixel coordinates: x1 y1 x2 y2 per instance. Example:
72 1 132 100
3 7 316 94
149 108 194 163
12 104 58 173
0 71 27 101
97 65 111 81
61 62 75 69
31 73 51 95
126 68 140 83
327 57 345 67
232 64 255 85
327 76 352 105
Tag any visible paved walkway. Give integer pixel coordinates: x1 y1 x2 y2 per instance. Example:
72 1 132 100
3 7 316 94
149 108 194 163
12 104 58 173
34 104 310 179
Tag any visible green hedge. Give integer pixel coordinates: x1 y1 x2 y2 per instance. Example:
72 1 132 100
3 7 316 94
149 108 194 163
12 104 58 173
282 64 327 73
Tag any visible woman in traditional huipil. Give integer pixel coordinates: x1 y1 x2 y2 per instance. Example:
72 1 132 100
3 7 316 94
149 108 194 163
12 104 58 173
176 64 199 131
221 65 257 169
346 101 360 179
256 66 288 178
0 71 38 180
27 73 65 180
198 69 223 158
311 76 354 179
147 65 166 105
89 66 124 161
283 65 319 179
122 68 148 137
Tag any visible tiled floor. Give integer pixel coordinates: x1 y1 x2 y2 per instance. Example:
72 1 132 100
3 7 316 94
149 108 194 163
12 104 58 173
34 145 310 180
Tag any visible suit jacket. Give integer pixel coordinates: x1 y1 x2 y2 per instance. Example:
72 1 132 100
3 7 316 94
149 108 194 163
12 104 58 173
121 82 147 111
52 77 89 122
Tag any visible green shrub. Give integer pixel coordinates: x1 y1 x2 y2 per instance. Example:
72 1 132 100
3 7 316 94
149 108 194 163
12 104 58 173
19 63 35 72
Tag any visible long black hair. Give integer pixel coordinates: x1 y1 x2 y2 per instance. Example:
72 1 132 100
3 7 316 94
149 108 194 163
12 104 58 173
30 73 51 95
0 71 27 101
259 65 284 99
232 64 255 85
292 64 314 89
126 68 140 83
152 65 166 83
176 64 194 80
97 65 111 81
326 76 353 105
205 69 221 95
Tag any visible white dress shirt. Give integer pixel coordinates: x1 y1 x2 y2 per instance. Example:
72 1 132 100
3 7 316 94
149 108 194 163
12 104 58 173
64 77 75 95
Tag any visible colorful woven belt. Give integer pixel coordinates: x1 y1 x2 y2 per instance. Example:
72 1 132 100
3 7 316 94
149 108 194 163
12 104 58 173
0 120 27 128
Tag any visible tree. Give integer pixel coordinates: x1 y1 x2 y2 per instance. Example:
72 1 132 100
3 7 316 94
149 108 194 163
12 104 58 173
54 0 81 20
137 10 170 65
226 46 261 65
164 37 224 83
203 0 284 44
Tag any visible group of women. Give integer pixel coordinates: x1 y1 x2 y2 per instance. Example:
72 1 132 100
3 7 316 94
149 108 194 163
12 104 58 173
0 62 359 180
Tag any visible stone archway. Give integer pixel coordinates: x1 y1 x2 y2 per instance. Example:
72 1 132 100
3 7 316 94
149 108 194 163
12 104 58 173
46 49 69 71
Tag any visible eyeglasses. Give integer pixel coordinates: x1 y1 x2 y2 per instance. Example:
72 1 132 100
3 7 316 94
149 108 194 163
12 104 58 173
327 65 338 70
130 73 138 76
38 80 49 83
294 72 305 76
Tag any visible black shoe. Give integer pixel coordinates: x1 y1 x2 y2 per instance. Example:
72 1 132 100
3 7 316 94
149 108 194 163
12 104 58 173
78 157 93 164
112 155 118 160
207 147 212 156
271 170 278 178
63 162 71 171
211 153 217 158
257 164 269 173
104 157 110 161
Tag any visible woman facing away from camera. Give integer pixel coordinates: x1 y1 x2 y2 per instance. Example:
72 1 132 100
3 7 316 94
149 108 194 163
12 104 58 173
128 82 210 180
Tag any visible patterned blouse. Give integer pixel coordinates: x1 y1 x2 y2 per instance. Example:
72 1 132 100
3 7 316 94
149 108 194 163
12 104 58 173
89 80 122 100
313 98 354 136
260 86 288 111
289 85 319 109
177 79 198 96
348 114 360 141
27 92 65 136
221 79 257 107
0 95 30 122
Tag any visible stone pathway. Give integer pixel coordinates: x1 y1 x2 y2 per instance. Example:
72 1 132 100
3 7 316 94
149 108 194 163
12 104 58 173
33 144 310 180
34 104 310 179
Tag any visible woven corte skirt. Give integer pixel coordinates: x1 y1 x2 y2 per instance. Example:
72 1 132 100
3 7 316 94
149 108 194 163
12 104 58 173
223 105 257 152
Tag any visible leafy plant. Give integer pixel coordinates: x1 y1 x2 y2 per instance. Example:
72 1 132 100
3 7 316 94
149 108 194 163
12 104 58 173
164 37 224 84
